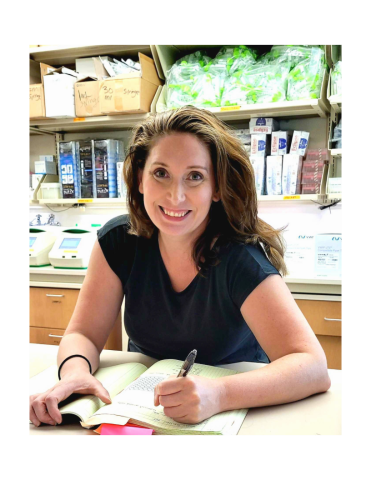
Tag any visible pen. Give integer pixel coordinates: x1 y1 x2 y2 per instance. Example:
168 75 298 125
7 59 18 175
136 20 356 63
177 349 197 378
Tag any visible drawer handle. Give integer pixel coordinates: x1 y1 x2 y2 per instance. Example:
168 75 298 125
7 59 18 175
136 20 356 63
48 334 63 338
46 294 65 298
324 317 342 322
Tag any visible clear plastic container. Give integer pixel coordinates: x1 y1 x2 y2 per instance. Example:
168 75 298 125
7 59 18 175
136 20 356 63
40 183 61 199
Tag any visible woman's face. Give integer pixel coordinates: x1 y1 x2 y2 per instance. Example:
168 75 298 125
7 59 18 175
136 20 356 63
138 133 220 240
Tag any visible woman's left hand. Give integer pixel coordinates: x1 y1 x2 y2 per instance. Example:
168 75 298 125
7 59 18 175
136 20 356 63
154 375 223 424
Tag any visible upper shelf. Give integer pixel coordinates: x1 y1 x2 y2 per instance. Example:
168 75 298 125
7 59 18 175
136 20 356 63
30 113 151 133
328 94 342 113
30 194 336 208
29 45 153 66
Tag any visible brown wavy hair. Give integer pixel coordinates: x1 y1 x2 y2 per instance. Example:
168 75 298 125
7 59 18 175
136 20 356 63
123 105 288 276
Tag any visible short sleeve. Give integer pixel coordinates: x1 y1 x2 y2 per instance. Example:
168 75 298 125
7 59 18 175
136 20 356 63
228 243 281 309
97 214 136 288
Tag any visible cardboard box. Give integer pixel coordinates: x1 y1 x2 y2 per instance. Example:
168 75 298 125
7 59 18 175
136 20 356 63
290 131 310 157
314 234 342 278
250 155 266 195
266 156 283 195
250 117 279 134
30 62 57 119
75 77 102 117
76 57 111 80
271 131 291 155
30 84 47 119
99 53 163 115
282 155 303 195
35 160 57 175
44 67 78 118
251 134 270 157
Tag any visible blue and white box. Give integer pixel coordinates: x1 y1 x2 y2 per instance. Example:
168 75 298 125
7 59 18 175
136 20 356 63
251 134 269 157
58 141 81 199
266 156 283 195
250 117 279 134
250 155 266 195
290 131 310 157
271 131 290 156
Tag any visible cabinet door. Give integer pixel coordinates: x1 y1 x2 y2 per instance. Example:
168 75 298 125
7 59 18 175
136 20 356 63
30 287 79 329
30 327 65 346
296 299 342 370
295 300 341 336
316 335 341 370
30 287 122 351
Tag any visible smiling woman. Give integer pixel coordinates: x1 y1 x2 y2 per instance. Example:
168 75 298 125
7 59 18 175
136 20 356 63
124 106 288 277
30 105 331 428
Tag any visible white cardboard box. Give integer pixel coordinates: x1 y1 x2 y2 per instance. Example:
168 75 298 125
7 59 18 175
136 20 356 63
34 160 57 175
290 131 310 157
251 134 268 157
282 155 303 195
266 156 283 195
271 131 290 155
44 67 78 118
250 118 279 134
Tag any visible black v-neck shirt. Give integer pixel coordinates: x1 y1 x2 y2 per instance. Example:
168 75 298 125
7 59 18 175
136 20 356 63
97 214 280 366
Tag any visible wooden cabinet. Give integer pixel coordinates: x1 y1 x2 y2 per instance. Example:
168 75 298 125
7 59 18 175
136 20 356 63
295 299 341 370
29 287 122 350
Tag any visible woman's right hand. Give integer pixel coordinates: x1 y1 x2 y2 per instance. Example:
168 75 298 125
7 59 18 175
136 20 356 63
29 371 112 427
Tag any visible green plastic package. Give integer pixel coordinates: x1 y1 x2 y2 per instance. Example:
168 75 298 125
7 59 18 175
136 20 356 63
286 47 326 100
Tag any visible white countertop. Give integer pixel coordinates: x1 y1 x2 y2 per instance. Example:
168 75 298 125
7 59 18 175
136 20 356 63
29 344 341 435
29 266 342 295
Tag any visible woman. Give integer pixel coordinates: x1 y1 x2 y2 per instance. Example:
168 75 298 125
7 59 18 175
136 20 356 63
30 106 331 427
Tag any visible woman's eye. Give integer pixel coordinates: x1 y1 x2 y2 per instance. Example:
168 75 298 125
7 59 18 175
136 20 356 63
154 169 167 178
189 172 203 181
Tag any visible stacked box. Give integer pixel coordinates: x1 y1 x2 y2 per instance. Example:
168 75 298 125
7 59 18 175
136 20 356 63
251 134 270 157
78 140 96 198
94 139 124 198
266 156 283 195
250 155 266 195
250 118 279 134
290 131 310 157
271 131 291 156
58 142 81 198
300 149 329 194
282 155 303 195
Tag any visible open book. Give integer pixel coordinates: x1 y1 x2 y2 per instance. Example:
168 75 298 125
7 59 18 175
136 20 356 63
30 359 248 435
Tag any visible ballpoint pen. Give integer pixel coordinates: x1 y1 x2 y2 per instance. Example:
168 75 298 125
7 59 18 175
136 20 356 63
177 349 197 378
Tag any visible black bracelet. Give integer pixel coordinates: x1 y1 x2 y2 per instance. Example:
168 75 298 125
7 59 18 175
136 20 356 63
58 354 92 380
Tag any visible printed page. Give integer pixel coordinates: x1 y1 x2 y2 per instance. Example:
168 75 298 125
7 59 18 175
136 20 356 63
86 359 248 434
29 363 147 423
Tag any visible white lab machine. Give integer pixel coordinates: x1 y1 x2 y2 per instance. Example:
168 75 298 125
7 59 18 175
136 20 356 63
29 228 57 267
48 228 96 269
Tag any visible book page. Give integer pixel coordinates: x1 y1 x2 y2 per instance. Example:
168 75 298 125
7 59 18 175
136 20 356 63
85 359 248 434
29 363 147 423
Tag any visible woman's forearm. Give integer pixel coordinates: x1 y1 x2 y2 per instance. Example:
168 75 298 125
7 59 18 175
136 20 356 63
57 332 100 378
217 353 331 412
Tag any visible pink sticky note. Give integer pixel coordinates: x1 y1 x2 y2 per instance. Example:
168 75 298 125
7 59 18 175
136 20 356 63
100 423 153 435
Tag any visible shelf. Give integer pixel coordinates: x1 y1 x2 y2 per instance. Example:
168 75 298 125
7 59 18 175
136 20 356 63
36 198 128 208
207 97 330 121
330 149 342 156
29 195 330 208
29 45 152 66
257 194 325 203
30 113 151 134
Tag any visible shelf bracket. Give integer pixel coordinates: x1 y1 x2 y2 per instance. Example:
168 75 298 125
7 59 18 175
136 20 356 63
29 126 56 136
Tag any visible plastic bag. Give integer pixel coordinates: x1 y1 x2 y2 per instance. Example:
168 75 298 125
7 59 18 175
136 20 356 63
214 45 257 75
222 63 290 106
191 63 227 108
331 61 342 96
286 47 326 100
166 51 212 108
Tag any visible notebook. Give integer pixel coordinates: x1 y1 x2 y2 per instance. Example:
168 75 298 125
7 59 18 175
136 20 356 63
29 358 248 435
